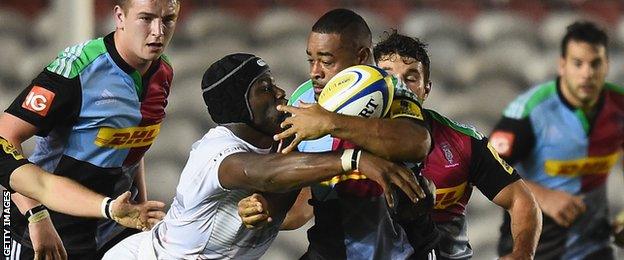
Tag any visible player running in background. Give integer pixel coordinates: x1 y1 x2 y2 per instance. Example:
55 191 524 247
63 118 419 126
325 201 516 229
0 0 180 258
103 53 425 259
373 31 541 260
490 21 624 259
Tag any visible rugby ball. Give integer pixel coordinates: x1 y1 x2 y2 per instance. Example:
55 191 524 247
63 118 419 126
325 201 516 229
318 65 394 118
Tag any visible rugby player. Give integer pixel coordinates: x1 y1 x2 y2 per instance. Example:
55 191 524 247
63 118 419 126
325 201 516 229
0 0 180 258
243 8 438 259
491 21 624 259
102 53 426 259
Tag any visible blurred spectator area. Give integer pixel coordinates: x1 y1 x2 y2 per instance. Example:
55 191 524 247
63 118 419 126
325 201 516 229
2 0 624 130
1 1 623 259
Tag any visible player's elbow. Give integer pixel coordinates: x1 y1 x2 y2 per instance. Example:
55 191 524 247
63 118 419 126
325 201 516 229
280 212 311 230
509 181 541 218
245 169 293 193
256 177 295 193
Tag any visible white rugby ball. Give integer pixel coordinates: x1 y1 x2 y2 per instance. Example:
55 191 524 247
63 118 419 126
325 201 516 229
318 65 394 118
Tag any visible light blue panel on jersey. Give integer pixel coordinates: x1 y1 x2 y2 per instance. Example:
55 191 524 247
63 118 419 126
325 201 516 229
64 53 141 168
29 126 73 172
291 82 335 153
518 96 587 194
298 135 334 153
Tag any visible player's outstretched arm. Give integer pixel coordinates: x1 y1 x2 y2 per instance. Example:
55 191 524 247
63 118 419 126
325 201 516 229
275 102 430 162
9 164 166 230
220 149 425 206
493 180 542 260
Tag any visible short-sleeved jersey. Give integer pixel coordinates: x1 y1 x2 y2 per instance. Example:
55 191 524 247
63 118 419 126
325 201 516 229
491 79 624 259
6 32 173 252
422 110 520 259
0 136 30 193
289 79 428 259
151 126 282 259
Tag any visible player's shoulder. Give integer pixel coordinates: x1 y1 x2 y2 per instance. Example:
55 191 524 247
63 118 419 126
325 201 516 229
45 37 107 79
288 80 314 106
604 82 624 96
503 80 557 119
160 53 173 69
426 109 485 140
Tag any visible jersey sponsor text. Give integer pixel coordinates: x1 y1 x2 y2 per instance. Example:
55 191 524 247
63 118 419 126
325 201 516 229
544 152 619 177
94 124 161 149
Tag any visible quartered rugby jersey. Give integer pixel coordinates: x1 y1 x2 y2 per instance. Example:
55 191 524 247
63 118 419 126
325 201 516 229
422 110 520 259
6 32 173 251
491 79 624 194
490 79 624 259
289 79 427 259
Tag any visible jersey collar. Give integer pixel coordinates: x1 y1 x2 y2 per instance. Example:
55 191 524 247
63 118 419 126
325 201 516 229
555 77 605 113
103 32 162 77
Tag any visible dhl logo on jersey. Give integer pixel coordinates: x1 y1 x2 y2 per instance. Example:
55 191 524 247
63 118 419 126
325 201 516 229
320 170 368 187
434 182 467 209
544 152 619 177
94 124 160 149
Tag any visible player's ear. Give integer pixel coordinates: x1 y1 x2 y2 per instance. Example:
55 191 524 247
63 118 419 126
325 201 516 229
424 81 432 99
113 5 126 30
557 56 566 76
357 47 371 65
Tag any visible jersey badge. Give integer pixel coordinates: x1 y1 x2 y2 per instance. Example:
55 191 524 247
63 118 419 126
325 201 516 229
21 86 55 116
440 142 459 168
490 131 514 157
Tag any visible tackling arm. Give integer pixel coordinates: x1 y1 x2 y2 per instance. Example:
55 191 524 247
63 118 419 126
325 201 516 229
323 115 430 162
220 149 425 205
275 100 431 162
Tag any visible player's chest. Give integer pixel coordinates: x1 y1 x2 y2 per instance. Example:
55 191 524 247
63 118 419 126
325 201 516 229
422 126 471 190
78 67 172 128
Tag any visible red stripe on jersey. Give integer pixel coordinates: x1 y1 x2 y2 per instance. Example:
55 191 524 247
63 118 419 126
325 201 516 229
124 60 173 166
582 91 624 191
422 120 473 223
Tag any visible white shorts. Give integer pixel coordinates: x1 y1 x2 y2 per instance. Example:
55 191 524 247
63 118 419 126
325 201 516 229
103 231 157 260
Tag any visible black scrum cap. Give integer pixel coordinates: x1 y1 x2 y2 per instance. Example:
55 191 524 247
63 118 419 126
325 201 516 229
201 53 269 124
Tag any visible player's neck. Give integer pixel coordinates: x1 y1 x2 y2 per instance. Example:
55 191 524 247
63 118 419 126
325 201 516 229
114 32 153 75
559 80 599 112
225 124 274 149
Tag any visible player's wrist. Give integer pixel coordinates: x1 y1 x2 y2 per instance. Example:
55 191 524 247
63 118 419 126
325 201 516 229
100 197 114 219
340 149 361 172
25 205 50 224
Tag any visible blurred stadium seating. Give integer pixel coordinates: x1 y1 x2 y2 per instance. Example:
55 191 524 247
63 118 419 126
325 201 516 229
0 0 622 259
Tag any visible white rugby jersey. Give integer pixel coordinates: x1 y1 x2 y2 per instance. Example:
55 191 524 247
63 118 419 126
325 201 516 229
151 126 281 259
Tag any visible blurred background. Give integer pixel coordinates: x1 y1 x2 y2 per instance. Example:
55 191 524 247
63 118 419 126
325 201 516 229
1 0 623 259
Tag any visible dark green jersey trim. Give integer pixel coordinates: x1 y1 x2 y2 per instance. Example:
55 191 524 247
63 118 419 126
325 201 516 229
427 109 484 140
